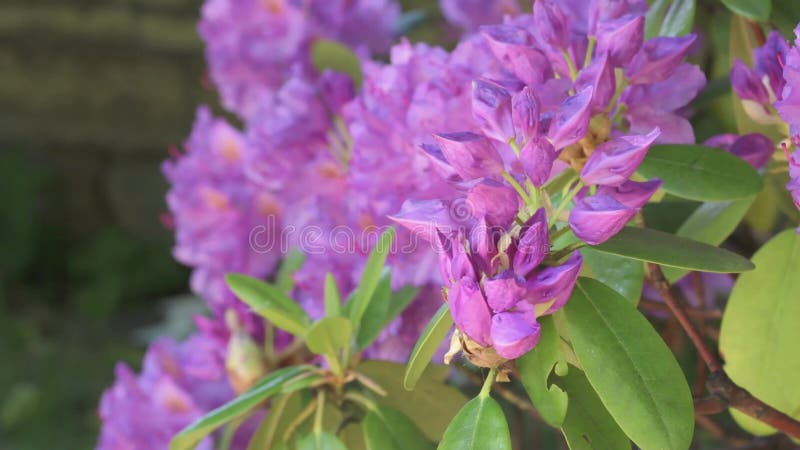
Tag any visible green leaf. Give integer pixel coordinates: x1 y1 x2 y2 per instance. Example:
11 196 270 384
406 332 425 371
363 405 434 450
721 0 771 21
225 273 310 336
660 0 696 36
558 366 631 450
437 395 511 450
359 361 467 441
662 196 755 281
517 315 568 427
355 270 391 349
170 366 314 450
246 392 297 450
324 273 342 317
275 249 305 294
404 303 453 390
591 226 754 273
347 228 395 331
637 144 763 201
305 317 353 366
720 229 800 435
580 247 644 304
296 432 349 450
564 278 694 450
310 39 363 88
645 0 671 39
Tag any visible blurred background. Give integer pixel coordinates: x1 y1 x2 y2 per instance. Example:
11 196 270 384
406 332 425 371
0 1 210 448
0 1 447 449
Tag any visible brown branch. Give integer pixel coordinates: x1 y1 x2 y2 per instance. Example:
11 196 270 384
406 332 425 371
648 263 800 440
639 297 723 320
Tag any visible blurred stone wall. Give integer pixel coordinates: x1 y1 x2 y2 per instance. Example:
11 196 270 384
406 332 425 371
0 0 215 240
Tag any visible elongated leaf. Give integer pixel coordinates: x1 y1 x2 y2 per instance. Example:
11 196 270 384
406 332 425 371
296 432 349 450
305 317 352 359
324 273 342 317
564 278 694 450
645 0 671 38
637 144 763 201
363 405 434 450
275 249 305 294
658 0 696 36
663 196 755 281
437 395 511 450
347 228 395 330
581 247 644 304
591 226 754 273
310 39 363 88
404 303 453 390
246 392 297 450
355 270 392 349
170 366 314 450
721 0 771 21
517 316 568 427
558 367 631 450
720 229 800 435
226 274 310 336
360 361 467 441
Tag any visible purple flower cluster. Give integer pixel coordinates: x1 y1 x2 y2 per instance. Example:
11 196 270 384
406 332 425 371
439 0 521 33
97 325 233 450
200 0 399 118
777 26 800 212
392 0 705 361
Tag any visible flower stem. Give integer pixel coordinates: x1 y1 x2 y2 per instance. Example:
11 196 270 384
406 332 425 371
584 36 597 69
562 50 578 81
502 171 532 204
479 367 499 398
313 390 326 435
549 180 584 227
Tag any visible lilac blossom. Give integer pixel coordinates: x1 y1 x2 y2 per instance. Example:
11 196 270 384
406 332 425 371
97 327 234 450
199 0 399 118
163 107 282 335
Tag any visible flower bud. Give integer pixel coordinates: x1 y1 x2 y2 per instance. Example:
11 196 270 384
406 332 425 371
449 277 493 346
513 208 549 277
481 25 553 86
490 311 541 359
596 14 644 66
520 138 556 187
625 34 696 84
472 79 515 143
434 131 505 180
580 128 660 186
548 86 594 149
225 311 267 394
568 194 636 245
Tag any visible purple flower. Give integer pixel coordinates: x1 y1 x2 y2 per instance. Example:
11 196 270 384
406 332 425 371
569 194 637 245
547 86 594 149
777 26 800 141
704 133 775 170
472 78 515 142
434 132 506 180
625 35 696 84
596 14 644 66
440 0 521 33
580 128 661 186
97 329 233 450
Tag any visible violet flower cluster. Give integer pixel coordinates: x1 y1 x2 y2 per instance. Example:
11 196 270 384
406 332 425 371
731 26 800 222
392 0 705 364
200 0 399 118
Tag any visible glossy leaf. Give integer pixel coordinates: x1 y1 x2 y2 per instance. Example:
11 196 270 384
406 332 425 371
437 395 511 450
359 361 467 441
225 273 310 336
721 0 771 21
305 317 353 362
347 228 395 331
516 316 568 427
637 144 763 201
363 405 434 450
324 273 342 317
591 226 754 273
663 196 755 281
558 367 631 450
720 229 800 435
170 366 314 450
310 39 363 88
564 278 694 450
357 275 418 349
646 0 696 37
404 303 453 390
581 247 644 304
296 432 349 450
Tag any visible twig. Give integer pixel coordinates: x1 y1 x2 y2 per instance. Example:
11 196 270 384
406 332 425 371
695 414 749 446
639 298 723 320
648 263 800 439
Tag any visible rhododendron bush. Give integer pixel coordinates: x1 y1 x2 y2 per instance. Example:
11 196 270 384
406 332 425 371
97 0 800 449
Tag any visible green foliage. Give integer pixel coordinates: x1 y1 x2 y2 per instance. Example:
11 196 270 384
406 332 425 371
305 317 353 375
437 394 512 450
558 367 631 450
362 405 434 450
403 303 454 390
296 432 349 450
645 0 696 38
225 273 312 336
591 226 755 273
564 278 694 450
311 39 364 88
637 144 763 201
516 316 569 428
346 228 396 332
720 0 772 22
580 247 644 304
720 230 800 435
